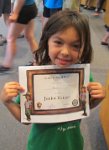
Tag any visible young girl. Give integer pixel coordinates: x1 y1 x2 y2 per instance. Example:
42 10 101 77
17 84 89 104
0 10 105 150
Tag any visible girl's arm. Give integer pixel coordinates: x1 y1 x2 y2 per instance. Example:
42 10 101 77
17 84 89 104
0 82 24 122
87 82 105 108
4 101 21 122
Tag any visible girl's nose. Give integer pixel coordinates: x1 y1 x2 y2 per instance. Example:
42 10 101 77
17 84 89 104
61 45 69 56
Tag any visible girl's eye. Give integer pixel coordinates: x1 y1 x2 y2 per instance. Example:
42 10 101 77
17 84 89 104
71 44 80 51
54 40 63 45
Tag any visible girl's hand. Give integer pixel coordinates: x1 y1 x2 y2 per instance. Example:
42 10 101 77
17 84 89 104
87 82 105 100
0 82 24 103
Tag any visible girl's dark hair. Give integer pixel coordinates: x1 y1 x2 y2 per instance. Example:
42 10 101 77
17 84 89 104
34 9 93 65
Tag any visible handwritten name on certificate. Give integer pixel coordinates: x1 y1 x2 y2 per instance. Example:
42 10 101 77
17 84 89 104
19 64 90 123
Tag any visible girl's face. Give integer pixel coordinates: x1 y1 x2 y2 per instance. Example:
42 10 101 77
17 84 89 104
48 27 83 68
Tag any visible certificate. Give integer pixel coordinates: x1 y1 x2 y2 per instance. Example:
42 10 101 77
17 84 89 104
19 64 90 123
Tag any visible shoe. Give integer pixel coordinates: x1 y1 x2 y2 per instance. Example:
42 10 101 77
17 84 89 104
104 24 108 29
0 34 7 46
87 7 93 10
92 12 100 16
101 41 108 46
18 34 24 38
95 8 98 12
84 5 87 9
0 65 11 72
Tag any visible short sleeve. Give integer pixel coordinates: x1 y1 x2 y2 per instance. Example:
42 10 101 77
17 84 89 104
15 95 20 104
90 72 94 82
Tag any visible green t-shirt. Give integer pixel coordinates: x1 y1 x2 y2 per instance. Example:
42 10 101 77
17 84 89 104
28 121 83 150
16 73 94 150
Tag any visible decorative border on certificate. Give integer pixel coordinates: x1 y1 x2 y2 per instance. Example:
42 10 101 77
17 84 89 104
26 68 84 115
19 64 90 123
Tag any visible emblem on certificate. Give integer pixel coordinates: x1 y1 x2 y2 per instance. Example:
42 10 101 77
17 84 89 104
19 64 90 123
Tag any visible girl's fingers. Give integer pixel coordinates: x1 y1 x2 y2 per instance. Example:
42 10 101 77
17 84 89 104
87 83 102 92
5 89 20 94
4 82 24 92
5 92 19 99
87 82 105 99
0 82 25 103
90 89 102 94
90 94 104 99
89 89 105 99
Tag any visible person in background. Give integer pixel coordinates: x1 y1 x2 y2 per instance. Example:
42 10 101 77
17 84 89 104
0 0 38 72
11 0 25 38
11 0 14 11
101 26 109 46
92 0 105 16
83 0 92 9
0 10 105 150
63 0 80 12
71 0 80 12
42 0 64 29
0 0 11 46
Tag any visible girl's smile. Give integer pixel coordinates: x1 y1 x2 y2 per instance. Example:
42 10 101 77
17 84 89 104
48 27 82 67
56 57 73 66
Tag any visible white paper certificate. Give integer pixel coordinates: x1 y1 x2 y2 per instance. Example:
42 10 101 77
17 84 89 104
34 73 79 110
19 64 90 123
